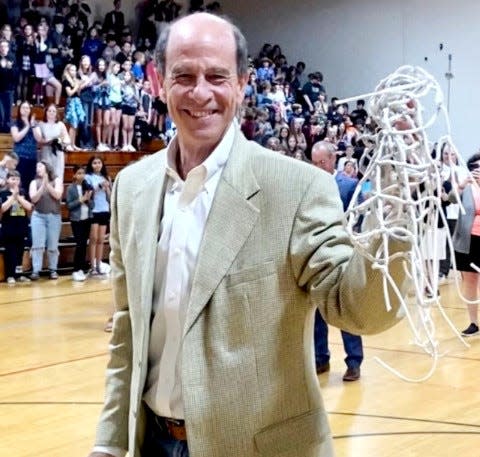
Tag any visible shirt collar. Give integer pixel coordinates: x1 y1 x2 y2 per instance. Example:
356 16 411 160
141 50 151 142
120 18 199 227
166 121 236 191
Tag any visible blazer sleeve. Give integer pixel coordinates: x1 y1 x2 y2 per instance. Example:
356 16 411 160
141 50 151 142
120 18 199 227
290 172 407 335
94 174 132 450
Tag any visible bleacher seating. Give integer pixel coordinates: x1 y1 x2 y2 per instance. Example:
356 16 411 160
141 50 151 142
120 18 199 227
0 132 165 280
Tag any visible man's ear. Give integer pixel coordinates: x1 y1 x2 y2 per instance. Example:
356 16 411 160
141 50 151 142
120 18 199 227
236 74 248 104
158 74 167 103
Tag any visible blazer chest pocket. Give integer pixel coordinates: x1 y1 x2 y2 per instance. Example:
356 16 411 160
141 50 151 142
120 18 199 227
225 261 276 288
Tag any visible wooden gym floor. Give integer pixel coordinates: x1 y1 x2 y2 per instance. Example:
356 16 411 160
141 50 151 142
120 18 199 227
0 275 479 456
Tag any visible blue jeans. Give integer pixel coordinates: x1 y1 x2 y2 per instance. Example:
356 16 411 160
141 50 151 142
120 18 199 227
30 211 62 273
314 309 363 369
142 408 190 457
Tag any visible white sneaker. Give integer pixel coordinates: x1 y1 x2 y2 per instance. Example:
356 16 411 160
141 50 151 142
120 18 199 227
7 277 15 285
128 144 136 152
18 276 31 283
98 261 111 275
72 270 86 282
121 144 129 152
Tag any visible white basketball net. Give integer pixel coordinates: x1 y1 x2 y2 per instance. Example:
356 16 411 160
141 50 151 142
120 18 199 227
338 65 473 382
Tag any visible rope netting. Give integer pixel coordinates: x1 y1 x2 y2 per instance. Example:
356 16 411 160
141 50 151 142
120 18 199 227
337 65 476 382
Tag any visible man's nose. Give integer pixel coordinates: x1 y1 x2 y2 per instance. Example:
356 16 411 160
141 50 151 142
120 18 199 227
190 76 212 103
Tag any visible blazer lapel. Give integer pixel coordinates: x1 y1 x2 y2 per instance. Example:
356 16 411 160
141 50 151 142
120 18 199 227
133 152 168 314
183 133 261 334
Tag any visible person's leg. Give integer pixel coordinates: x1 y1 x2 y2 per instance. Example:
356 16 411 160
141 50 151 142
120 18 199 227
3 233 17 279
341 331 363 369
96 224 107 268
95 108 103 146
47 76 62 105
89 222 99 271
313 309 330 370
121 113 128 148
127 115 135 147
30 212 46 274
71 220 83 271
45 213 61 272
103 109 112 147
462 271 479 326
113 108 122 147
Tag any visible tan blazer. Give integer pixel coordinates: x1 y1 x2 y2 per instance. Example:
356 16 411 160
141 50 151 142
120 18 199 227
94 129 406 457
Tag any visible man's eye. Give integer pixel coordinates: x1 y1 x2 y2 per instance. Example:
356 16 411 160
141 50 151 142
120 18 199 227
208 74 227 84
174 75 194 84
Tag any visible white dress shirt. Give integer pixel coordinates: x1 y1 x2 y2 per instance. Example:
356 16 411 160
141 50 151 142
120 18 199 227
93 123 234 457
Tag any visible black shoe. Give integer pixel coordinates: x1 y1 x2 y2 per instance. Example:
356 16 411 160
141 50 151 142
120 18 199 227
343 367 361 382
316 362 330 374
461 323 479 337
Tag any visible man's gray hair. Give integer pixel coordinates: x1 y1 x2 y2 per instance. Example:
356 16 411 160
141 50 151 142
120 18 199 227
155 13 249 78
312 140 337 157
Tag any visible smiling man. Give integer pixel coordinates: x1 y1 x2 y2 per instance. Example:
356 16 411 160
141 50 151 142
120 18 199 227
88 12 407 457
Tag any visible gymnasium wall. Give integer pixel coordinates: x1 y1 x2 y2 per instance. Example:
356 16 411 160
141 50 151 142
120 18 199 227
108 0 477 157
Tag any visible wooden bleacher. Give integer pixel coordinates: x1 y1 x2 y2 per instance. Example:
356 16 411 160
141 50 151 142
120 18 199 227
0 131 165 280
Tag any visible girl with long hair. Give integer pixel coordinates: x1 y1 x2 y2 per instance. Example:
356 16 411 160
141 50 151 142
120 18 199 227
120 70 139 151
11 100 43 187
62 63 87 150
92 58 111 151
28 161 63 280
85 156 111 276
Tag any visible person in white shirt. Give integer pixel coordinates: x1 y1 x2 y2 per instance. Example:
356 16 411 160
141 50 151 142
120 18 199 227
88 12 409 457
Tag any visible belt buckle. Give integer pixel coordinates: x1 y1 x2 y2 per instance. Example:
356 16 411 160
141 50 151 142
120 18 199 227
166 418 183 426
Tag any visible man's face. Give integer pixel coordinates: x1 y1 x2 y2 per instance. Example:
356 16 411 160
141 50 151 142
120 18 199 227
160 16 247 153
312 147 335 174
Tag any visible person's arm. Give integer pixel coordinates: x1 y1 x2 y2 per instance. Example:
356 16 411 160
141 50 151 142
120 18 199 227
64 79 80 97
29 178 44 203
32 124 43 143
17 191 33 212
290 171 407 335
59 122 72 148
45 177 63 200
1 192 15 213
88 175 131 455
11 124 29 143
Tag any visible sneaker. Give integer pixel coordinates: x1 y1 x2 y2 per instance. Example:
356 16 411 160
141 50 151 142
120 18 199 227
128 144 136 152
72 270 86 282
18 276 31 283
30 272 40 281
89 268 100 277
49 271 59 280
7 277 15 285
98 261 111 275
461 323 479 337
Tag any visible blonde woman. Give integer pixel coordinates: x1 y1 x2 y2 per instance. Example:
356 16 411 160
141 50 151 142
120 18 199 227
62 63 86 150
